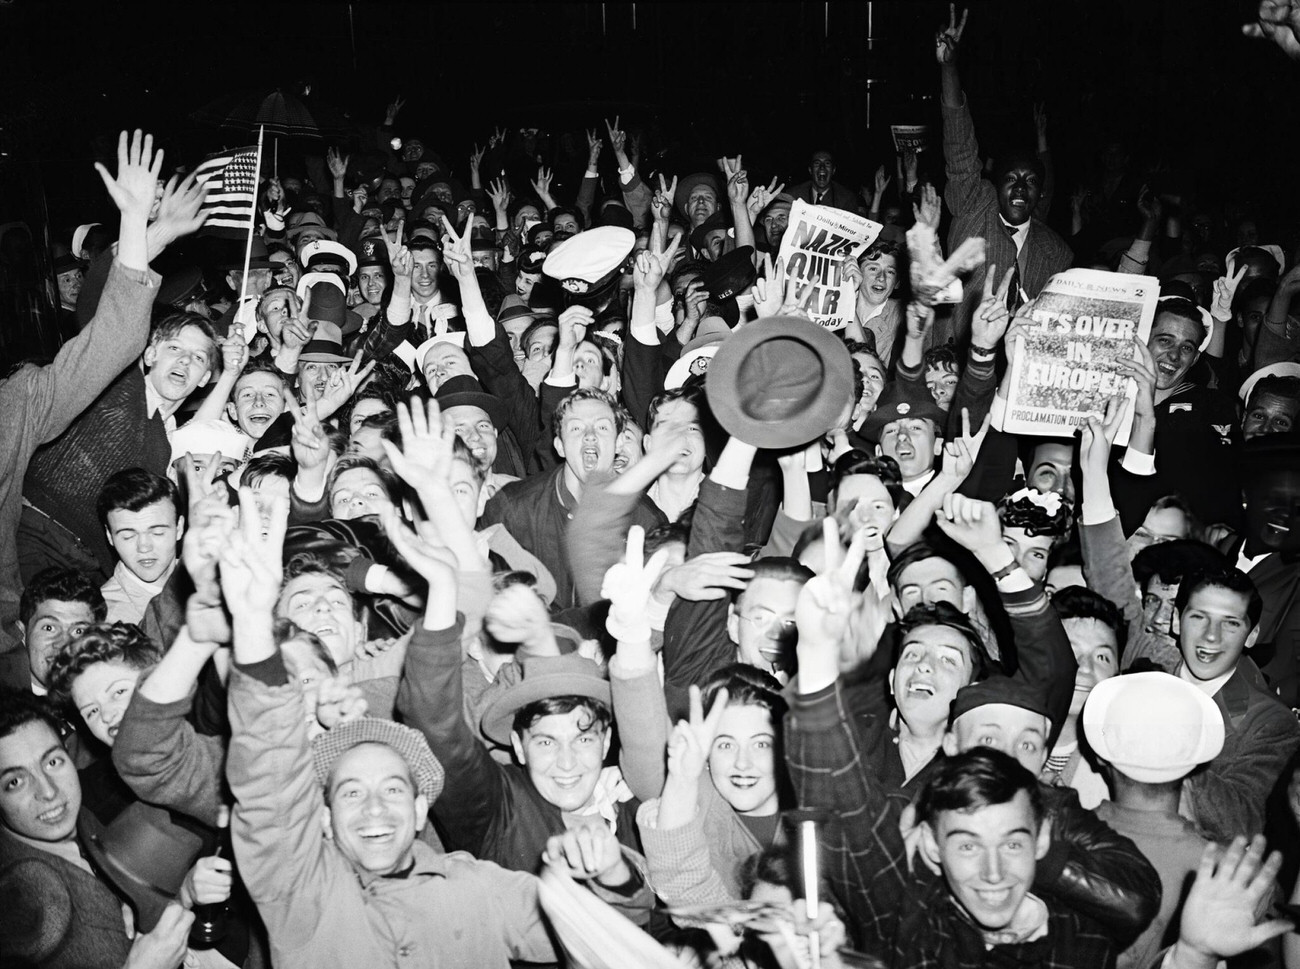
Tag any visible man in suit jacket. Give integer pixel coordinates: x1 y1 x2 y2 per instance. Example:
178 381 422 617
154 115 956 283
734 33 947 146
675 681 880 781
789 150 864 215
0 691 191 969
936 8 1072 346
1171 569 1300 842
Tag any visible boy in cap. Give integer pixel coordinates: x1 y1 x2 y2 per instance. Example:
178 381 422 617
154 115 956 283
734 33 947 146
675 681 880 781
217 509 574 969
1084 672 1224 969
862 383 948 496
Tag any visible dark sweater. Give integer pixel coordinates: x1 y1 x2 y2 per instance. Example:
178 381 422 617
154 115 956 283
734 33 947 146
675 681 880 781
23 365 171 576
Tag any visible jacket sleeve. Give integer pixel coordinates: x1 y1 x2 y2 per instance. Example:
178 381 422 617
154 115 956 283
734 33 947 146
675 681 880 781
25 260 158 450
636 791 735 908
660 478 749 716
941 98 997 220
1078 517 1143 653
468 324 544 462
621 328 668 427
111 687 227 827
1000 581 1077 750
1035 788 1163 948
568 473 645 607
1184 699 1300 841
226 661 332 915
622 171 653 230
609 658 670 800
396 617 506 855
945 349 999 440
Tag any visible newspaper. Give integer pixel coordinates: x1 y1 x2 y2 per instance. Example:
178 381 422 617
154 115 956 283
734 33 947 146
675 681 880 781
995 268 1159 443
776 199 882 330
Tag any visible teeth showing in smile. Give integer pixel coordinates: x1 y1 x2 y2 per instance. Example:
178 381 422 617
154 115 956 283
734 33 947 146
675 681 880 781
38 804 68 824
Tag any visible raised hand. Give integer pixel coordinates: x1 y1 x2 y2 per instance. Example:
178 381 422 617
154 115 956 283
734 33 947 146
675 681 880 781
1243 0 1300 60
939 408 990 481
747 176 786 221
439 215 475 282
585 129 602 168
631 229 681 291
651 174 677 223
1176 836 1291 963
315 351 376 421
1211 265 1248 320
1033 101 1049 151
218 488 288 618
487 177 511 215
905 301 936 341
378 505 458 586
326 147 349 181
873 164 892 201
531 166 555 204
219 326 250 375
1079 394 1127 482
719 155 748 206
971 264 1016 350
666 684 730 780
1115 338 1157 424
935 3 969 64
383 396 457 496
842 255 863 295
1136 184 1163 226
751 256 788 319
794 518 870 693
484 583 555 650
935 493 1003 555
605 115 628 158
285 393 330 470
124 902 193 969
470 143 486 173
95 129 165 221
913 182 942 231
657 551 754 603
180 855 233 908
145 172 209 258
488 125 508 150
384 94 406 126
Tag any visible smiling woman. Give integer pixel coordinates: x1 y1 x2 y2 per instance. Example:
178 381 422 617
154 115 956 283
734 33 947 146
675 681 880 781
46 622 162 748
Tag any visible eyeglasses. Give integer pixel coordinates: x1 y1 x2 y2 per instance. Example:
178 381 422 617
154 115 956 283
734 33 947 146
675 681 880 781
737 611 798 637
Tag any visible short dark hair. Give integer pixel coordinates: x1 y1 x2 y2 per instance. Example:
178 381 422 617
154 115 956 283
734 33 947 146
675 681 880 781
645 522 690 557
326 455 402 507
355 411 403 449
512 695 612 738
701 663 787 724
46 622 163 707
1154 298 1207 345
1131 540 1229 594
20 568 107 627
1175 568 1263 628
738 558 815 604
887 542 968 595
1050 586 1126 656
859 238 903 264
0 689 64 745
280 553 363 620
234 356 290 393
991 151 1047 184
242 452 295 490
923 345 960 374
895 602 989 682
341 385 397 432
829 450 906 509
1248 375 1300 409
96 468 180 531
646 383 705 433
915 747 1043 829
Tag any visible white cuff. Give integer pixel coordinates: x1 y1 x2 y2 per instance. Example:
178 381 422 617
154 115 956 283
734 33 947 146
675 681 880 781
1120 448 1155 476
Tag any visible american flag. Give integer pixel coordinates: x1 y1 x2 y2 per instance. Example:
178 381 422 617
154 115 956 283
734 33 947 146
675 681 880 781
192 145 259 239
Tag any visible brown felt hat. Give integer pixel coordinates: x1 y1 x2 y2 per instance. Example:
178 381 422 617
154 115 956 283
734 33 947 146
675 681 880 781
705 315 854 448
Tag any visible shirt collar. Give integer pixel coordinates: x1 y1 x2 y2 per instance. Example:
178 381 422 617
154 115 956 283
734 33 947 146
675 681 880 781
1178 660 1236 697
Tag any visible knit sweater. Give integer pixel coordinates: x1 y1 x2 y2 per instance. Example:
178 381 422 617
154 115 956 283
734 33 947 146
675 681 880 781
0 260 157 625
23 363 172 577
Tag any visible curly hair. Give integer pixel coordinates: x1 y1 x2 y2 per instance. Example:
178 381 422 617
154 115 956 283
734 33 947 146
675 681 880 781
46 622 162 707
997 487 1073 539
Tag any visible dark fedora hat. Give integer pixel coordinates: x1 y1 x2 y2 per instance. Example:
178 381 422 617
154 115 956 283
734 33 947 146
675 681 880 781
702 245 757 301
79 801 205 933
433 374 506 429
705 315 854 448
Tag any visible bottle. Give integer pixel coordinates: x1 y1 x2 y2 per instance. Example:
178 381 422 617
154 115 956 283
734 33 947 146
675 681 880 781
188 805 231 950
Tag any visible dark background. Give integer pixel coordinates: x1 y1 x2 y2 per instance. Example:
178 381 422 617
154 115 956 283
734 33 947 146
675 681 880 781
1 0 1297 242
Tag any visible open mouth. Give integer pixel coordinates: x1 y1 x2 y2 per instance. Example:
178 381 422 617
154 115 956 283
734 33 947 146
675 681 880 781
1195 648 1222 665
550 776 583 791
613 454 630 472
247 412 271 427
137 558 157 570
729 776 760 790
358 827 395 844
580 446 600 471
906 679 935 697
974 888 1012 907
37 803 69 825
167 369 189 387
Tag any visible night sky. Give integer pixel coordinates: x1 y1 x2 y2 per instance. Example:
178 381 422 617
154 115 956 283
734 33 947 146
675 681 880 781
1 1 1296 236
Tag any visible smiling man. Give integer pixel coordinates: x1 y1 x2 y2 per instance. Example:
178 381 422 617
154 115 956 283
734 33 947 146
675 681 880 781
21 312 218 582
226 361 290 441
96 469 183 625
481 388 662 608
937 6 1071 344
1170 568 1300 841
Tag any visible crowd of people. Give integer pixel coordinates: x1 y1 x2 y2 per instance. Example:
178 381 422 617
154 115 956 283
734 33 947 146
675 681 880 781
4 4 1300 968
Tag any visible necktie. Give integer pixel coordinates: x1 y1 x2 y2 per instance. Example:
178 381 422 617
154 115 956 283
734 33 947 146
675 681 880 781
1004 223 1026 313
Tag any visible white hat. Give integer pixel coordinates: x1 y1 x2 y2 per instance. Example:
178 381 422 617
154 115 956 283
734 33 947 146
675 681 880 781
295 270 347 302
414 332 467 374
71 223 102 260
298 239 358 277
170 419 252 467
1082 671 1225 784
1226 244 1286 278
1239 362 1300 405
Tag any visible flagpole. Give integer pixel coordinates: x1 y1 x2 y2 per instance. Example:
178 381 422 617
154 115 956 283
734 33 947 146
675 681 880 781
237 125 266 310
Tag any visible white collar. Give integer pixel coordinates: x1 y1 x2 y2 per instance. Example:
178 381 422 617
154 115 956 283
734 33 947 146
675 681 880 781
998 215 1029 237
902 468 936 496
1178 661 1235 697
108 560 173 601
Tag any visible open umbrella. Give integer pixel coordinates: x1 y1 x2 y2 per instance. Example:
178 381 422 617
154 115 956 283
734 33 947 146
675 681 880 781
192 88 352 140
